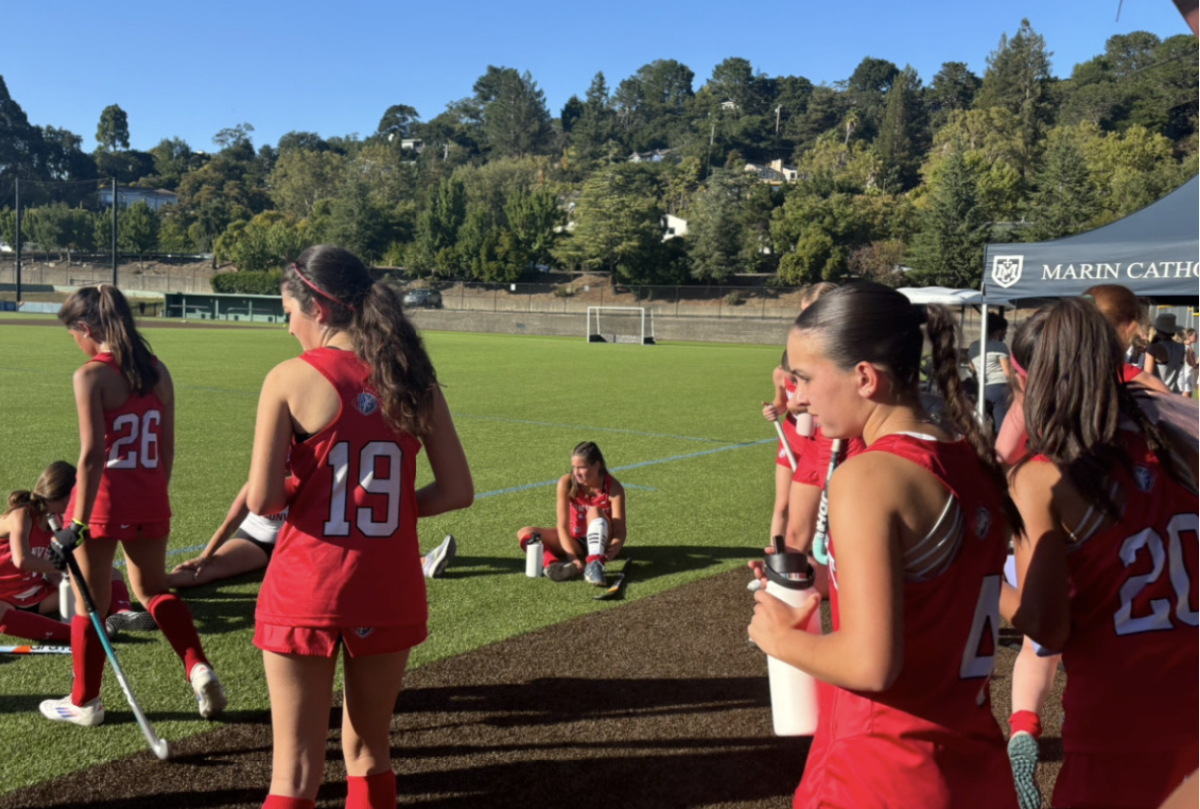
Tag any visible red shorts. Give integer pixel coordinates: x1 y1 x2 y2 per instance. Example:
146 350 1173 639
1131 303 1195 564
89 521 170 541
1053 742 1198 809
254 621 427 658
0 580 54 610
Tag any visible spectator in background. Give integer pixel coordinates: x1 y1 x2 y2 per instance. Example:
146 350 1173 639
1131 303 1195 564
968 314 1012 433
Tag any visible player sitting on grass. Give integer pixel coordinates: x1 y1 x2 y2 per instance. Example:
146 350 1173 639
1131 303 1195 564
518 441 626 586
1 462 155 645
167 482 457 588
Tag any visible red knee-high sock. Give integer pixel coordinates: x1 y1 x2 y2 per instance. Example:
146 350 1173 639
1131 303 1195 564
70 614 105 705
261 797 315 809
108 579 132 615
146 594 207 679
346 771 396 809
1009 709 1043 739
0 609 70 643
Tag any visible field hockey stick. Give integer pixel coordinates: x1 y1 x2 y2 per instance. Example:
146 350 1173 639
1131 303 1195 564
773 421 798 472
594 556 630 601
811 438 844 566
0 645 72 655
49 517 172 761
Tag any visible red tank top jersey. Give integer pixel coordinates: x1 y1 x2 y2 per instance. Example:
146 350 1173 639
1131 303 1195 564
66 353 171 525
1030 431 1198 755
1121 363 1142 384
0 510 52 603
256 348 426 629
797 435 1015 809
793 426 866 488
570 474 614 539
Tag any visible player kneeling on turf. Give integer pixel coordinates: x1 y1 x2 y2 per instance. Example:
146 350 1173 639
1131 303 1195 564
1 462 155 647
517 441 626 586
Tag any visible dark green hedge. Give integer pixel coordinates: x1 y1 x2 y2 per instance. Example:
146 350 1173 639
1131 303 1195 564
211 270 282 295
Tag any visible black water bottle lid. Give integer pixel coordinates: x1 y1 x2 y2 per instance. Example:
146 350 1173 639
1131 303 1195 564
764 547 814 591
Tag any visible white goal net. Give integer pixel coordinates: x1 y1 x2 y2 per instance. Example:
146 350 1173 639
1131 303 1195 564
586 306 656 344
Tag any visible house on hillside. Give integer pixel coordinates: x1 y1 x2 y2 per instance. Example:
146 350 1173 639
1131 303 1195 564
743 159 797 185
629 148 676 164
98 186 177 211
663 214 688 241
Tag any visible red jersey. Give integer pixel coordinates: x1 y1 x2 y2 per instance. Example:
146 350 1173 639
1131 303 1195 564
1033 431 1197 758
256 348 425 629
1121 363 1142 384
570 474 614 539
0 509 53 605
66 353 171 525
797 435 1015 809
793 426 866 488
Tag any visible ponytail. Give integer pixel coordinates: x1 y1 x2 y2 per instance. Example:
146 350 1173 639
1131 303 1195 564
925 304 1025 535
58 285 159 394
285 245 439 436
5 461 76 517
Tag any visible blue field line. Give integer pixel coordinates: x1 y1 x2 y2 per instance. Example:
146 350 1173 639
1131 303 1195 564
622 483 656 491
449 412 739 445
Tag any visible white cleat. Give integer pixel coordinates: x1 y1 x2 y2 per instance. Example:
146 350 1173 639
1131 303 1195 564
423 535 457 579
39 695 105 727
189 663 227 719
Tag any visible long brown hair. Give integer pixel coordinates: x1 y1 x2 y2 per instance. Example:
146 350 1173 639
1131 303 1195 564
5 461 76 517
794 282 1023 534
283 245 439 436
58 285 159 394
567 441 608 500
1020 298 1191 518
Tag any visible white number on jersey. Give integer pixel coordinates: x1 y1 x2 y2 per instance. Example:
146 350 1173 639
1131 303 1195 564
323 441 402 538
106 410 161 470
960 574 1001 680
1114 513 1198 636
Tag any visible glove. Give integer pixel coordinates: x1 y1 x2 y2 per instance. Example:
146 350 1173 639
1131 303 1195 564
49 520 88 571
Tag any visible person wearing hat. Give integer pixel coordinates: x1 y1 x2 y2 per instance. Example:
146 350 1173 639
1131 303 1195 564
1144 312 1187 393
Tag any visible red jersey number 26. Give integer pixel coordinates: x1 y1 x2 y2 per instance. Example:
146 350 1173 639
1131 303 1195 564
323 441 402 538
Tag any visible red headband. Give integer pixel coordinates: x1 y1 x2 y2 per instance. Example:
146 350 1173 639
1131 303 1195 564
291 264 355 312
1010 352 1027 380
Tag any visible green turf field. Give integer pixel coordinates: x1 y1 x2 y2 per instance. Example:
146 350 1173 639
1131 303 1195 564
0 318 784 792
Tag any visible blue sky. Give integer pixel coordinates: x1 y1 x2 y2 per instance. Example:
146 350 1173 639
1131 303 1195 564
3 0 1192 154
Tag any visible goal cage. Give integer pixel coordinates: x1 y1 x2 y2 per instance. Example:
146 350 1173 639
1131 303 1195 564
586 306 656 344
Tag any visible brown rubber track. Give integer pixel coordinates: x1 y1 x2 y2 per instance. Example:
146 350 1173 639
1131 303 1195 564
0 568 1063 809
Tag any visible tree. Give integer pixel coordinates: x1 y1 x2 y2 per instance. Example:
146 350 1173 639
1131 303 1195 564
118 201 159 262
409 177 467 276
148 137 196 190
877 67 927 191
482 69 552 158
687 169 756 282
213 123 255 151
974 19 1055 175
0 76 41 179
504 187 562 269
1026 132 1098 240
95 104 130 152
215 211 307 272
555 163 668 284
906 139 989 286
926 62 981 130
268 148 348 217
707 57 767 115
376 105 420 141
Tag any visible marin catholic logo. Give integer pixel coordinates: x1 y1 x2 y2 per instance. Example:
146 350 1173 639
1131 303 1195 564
991 255 1024 289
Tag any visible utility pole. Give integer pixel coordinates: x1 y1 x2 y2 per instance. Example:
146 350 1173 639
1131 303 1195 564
111 178 118 288
14 178 21 304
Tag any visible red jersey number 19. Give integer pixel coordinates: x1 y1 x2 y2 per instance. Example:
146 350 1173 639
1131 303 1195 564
323 441 402 538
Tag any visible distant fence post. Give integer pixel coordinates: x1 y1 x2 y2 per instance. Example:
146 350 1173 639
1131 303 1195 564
493 286 497 312
460 283 465 310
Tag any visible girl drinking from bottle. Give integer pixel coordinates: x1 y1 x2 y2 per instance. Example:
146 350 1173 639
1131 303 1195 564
42 285 223 727
248 246 472 809
748 282 1019 809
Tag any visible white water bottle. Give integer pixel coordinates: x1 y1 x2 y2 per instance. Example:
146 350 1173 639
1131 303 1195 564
525 534 544 578
763 539 821 736
795 412 815 438
59 571 75 621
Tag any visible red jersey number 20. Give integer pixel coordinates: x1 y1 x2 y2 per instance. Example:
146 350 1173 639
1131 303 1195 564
323 441 402 538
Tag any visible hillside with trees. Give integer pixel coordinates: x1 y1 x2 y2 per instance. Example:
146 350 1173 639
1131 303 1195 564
1 20 1196 289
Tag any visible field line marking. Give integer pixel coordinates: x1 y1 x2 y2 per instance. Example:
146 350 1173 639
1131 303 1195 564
474 438 774 500
449 412 739 444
